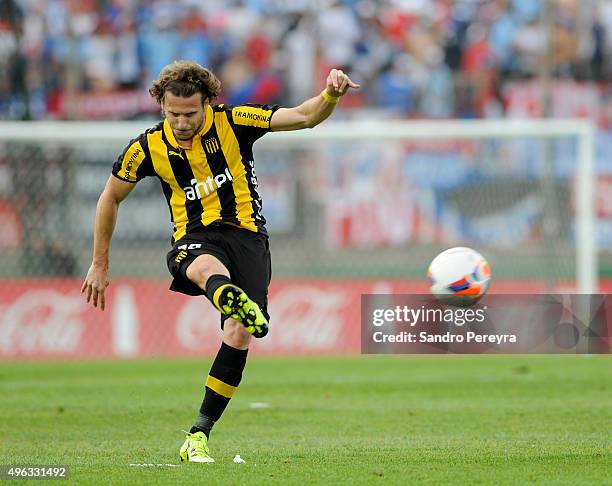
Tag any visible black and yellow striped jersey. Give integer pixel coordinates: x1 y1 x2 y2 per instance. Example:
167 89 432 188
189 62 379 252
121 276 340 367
112 103 278 242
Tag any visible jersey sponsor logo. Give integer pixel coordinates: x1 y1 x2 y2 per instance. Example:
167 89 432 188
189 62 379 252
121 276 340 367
232 106 271 128
183 168 234 200
248 160 263 220
203 137 220 154
253 198 263 221
248 159 259 187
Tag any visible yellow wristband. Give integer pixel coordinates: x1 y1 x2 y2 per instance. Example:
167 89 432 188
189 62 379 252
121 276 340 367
321 89 340 104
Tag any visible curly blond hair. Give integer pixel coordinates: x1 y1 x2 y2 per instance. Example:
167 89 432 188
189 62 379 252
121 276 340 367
149 60 222 104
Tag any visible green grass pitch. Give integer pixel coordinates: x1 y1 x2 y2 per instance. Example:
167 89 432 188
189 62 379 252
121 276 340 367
1 356 610 485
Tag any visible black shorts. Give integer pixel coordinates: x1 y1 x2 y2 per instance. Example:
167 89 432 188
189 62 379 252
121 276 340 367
166 223 271 326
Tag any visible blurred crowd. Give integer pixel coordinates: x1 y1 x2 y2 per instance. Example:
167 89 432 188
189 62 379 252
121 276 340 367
1 0 611 120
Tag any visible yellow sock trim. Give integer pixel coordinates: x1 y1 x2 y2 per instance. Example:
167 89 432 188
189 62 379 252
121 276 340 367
206 375 237 398
212 284 233 311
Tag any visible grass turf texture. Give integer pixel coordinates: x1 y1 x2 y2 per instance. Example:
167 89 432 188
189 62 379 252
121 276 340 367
1 356 610 485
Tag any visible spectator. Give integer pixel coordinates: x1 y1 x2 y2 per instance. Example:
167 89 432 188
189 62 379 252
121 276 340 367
0 0 610 120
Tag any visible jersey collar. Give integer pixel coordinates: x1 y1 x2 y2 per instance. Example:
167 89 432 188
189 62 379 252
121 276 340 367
198 104 214 136
163 105 214 149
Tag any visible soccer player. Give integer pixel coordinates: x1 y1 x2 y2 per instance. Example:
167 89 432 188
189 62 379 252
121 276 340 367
81 60 359 463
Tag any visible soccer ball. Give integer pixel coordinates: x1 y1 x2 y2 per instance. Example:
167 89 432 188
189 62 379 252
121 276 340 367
427 247 491 307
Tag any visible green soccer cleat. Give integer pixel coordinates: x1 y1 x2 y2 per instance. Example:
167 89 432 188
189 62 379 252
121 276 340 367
218 285 269 338
179 431 215 463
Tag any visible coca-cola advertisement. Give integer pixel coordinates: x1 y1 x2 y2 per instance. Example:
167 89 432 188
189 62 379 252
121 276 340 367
3 278 610 359
0 279 425 359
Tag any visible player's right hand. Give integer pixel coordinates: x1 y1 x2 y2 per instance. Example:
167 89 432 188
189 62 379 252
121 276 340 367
81 264 110 311
325 68 360 97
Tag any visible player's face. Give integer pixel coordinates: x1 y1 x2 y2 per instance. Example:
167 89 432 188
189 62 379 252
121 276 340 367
162 92 207 142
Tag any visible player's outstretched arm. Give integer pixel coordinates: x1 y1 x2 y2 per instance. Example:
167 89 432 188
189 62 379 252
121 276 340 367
270 68 360 132
81 176 135 311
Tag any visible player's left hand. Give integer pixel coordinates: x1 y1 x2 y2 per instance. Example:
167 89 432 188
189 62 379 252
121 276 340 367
325 69 360 97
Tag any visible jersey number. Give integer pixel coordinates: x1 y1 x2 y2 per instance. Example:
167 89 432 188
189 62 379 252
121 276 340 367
177 243 203 250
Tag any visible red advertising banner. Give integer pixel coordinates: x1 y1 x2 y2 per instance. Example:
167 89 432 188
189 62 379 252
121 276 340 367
1 279 609 359
0 279 417 359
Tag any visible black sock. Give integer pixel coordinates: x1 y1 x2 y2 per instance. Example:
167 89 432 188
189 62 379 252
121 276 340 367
190 342 248 438
191 414 215 437
205 274 233 311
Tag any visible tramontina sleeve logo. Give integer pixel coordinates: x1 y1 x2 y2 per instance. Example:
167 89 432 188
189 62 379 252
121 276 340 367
231 106 272 128
121 143 145 181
